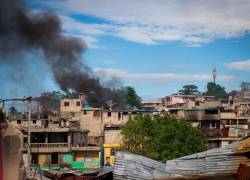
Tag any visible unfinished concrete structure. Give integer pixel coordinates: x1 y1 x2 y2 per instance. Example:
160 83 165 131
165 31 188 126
26 127 100 169
10 107 101 170
0 108 24 180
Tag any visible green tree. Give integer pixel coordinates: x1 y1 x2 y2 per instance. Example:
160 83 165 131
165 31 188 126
241 81 250 91
124 86 141 108
121 115 207 161
178 85 199 95
228 90 237 97
205 82 228 99
39 91 64 110
8 106 18 114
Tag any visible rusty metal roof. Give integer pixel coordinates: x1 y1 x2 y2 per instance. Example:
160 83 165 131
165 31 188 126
113 136 250 180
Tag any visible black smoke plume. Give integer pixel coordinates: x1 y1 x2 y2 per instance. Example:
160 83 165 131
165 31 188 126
0 0 125 107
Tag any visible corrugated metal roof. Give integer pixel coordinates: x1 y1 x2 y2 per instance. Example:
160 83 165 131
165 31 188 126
113 136 250 180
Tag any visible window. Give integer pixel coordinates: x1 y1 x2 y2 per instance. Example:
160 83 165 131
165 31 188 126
83 110 87 115
32 120 36 124
239 119 247 125
51 153 58 164
110 148 116 156
64 102 69 106
76 101 81 106
205 109 218 114
211 122 219 128
17 120 21 124
108 111 112 117
93 111 100 117
118 112 121 120
31 154 38 164
23 137 27 144
195 101 200 106
44 120 49 128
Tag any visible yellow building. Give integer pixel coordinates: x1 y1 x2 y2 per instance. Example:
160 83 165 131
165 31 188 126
103 144 120 166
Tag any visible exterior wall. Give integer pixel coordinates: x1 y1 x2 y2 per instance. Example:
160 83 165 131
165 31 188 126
80 111 103 137
220 112 236 119
31 151 100 169
63 153 73 164
73 151 100 168
2 123 23 180
186 100 221 109
141 99 164 111
102 111 130 125
164 96 185 106
12 119 43 128
74 152 85 162
103 144 120 166
168 109 185 119
80 109 135 139
104 129 122 144
72 131 88 147
60 99 82 113
38 154 47 166
184 109 220 121
83 151 100 162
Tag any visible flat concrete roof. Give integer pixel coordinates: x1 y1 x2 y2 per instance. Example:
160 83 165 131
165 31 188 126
23 128 89 133
71 146 100 151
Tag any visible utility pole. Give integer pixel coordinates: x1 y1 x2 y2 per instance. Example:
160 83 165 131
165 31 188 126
26 97 32 172
236 117 239 139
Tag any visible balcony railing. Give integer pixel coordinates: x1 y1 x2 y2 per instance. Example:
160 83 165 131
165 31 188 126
30 143 68 148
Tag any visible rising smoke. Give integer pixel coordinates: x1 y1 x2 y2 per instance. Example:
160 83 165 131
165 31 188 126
0 0 125 107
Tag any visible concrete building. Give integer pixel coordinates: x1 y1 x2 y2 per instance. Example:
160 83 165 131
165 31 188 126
10 109 101 170
141 99 164 111
0 108 24 180
166 96 250 149
5 93 250 174
60 99 83 113
103 125 122 166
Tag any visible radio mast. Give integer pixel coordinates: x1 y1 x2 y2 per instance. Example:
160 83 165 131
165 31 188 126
212 65 217 83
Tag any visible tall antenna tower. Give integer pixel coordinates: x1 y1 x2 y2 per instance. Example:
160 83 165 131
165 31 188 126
212 65 217 83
